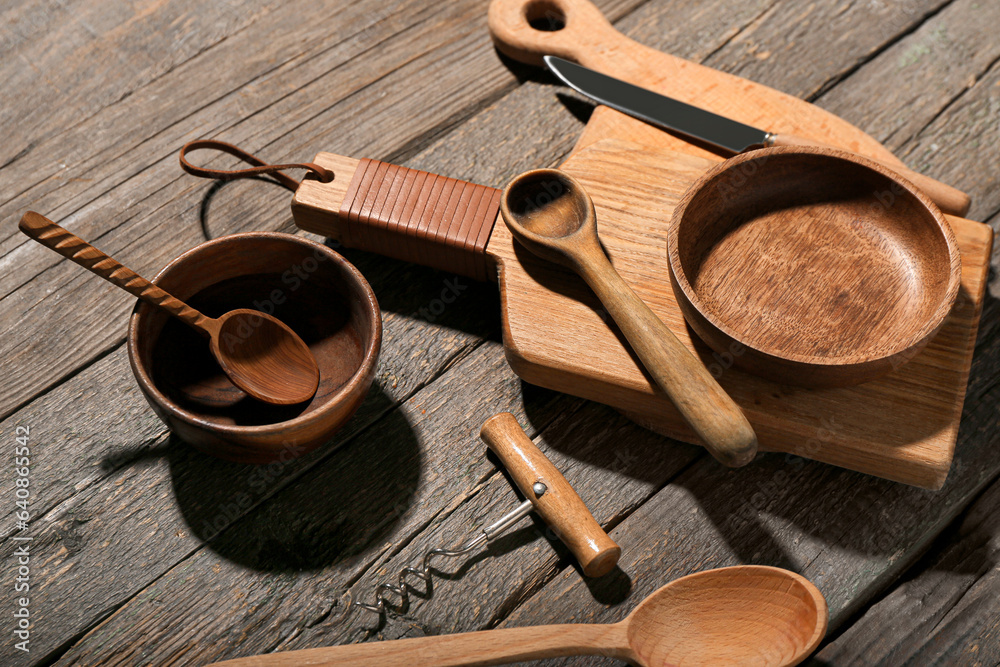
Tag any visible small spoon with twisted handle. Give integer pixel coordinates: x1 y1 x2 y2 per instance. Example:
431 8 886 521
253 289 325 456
19 211 320 405
499 169 757 467
208 565 827 666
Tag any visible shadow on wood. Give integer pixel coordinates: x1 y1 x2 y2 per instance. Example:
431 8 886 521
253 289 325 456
340 246 504 340
197 176 302 240
493 48 560 86
554 92 596 126
154 387 421 572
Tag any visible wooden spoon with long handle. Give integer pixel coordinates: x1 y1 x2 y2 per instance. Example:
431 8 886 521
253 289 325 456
499 170 757 467
18 212 320 405
209 565 828 667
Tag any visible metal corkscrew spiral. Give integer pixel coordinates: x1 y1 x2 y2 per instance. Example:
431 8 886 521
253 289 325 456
352 413 621 617
354 483 545 615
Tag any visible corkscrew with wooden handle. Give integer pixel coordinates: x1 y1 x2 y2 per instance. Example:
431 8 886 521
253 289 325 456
353 412 620 616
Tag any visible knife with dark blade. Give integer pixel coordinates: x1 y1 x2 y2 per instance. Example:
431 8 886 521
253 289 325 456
544 55 969 216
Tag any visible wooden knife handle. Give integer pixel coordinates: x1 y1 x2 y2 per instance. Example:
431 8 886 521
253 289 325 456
292 155 501 281
768 133 970 216
17 211 213 334
480 413 621 577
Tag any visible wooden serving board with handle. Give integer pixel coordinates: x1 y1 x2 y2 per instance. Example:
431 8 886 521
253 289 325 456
293 141 991 489
488 0 911 165
291 0 992 487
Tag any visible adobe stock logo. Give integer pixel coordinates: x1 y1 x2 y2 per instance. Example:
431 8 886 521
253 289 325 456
412 277 467 323
706 341 746 379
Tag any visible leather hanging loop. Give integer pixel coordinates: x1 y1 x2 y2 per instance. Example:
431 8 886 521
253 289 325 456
178 139 334 191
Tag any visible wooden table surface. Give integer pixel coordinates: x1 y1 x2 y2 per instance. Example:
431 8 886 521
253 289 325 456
2 0 999 665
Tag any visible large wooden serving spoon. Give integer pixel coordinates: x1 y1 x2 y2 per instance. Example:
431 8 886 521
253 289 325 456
19 211 320 405
210 565 827 666
499 170 757 467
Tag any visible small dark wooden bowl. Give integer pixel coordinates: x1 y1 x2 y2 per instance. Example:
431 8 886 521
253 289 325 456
127 232 381 463
667 146 961 387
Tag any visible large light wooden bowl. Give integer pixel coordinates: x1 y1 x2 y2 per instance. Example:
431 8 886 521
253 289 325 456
667 146 961 387
127 232 381 463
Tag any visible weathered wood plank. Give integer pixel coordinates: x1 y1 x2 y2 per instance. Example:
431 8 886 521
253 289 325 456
44 382 700 665
0 224 508 665
0 0 282 170
812 474 1000 665
70 353 1000 666
0 0 973 423
897 59 1000 224
54 24 1000 667
292 404 702 648
817 0 1000 147
0 0 506 418
809 207 1000 665
0 246 502 538
0 341 565 666
0 0 382 236
700 0 955 100
0 0 641 421
816 0 1000 221
483 26 1000 656
489 367 1000 666
0 0 633 259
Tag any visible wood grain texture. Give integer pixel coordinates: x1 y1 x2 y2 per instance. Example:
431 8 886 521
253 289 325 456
1 0 609 421
196 2 1000 666
480 412 620 577
491 139 992 488
5 344 570 666
3 0 1000 665
210 566 826 667
499 168 756 467
278 401 699 656
4 0 975 424
495 372 1000 666
0 0 282 171
494 2 991 486
815 0 1000 174
0 224 510 665
813 468 1000 665
0 338 529 664
667 147 961 387
489 0 906 165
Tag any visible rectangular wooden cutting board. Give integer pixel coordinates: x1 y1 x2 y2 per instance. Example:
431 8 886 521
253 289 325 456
489 137 992 489
480 0 993 488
